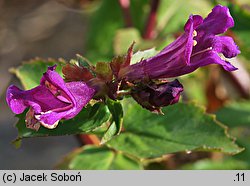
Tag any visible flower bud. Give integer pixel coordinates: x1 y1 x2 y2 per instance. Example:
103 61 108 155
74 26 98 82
131 79 183 113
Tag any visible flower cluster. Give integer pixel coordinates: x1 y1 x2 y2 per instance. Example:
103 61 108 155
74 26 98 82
6 5 239 129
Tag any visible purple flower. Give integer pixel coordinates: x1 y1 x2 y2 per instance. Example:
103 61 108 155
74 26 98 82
119 5 240 81
131 79 183 113
6 66 95 130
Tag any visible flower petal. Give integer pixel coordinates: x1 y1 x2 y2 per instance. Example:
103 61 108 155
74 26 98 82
197 5 234 35
184 15 203 31
6 65 96 130
34 81 95 127
64 81 96 119
120 32 190 81
41 66 74 104
210 36 240 58
28 85 70 113
191 50 238 71
35 112 61 129
184 15 203 65
6 85 27 114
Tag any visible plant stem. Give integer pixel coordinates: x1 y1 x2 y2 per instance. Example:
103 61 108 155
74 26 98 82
143 0 160 40
118 0 133 27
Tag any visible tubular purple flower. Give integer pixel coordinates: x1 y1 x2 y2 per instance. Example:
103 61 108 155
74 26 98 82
6 66 95 130
119 5 240 81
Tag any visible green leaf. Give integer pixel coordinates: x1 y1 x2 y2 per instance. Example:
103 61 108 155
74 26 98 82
216 101 250 128
56 145 143 170
95 62 113 80
101 100 123 144
101 122 118 145
114 28 141 55
181 158 249 170
107 100 123 133
10 59 65 89
130 47 158 65
15 102 110 141
107 101 243 159
230 127 250 167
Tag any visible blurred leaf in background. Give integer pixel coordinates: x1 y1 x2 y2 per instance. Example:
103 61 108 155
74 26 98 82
216 101 250 127
9 59 65 89
56 145 143 170
84 0 151 62
181 158 249 170
157 0 213 35
228 1 250 60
